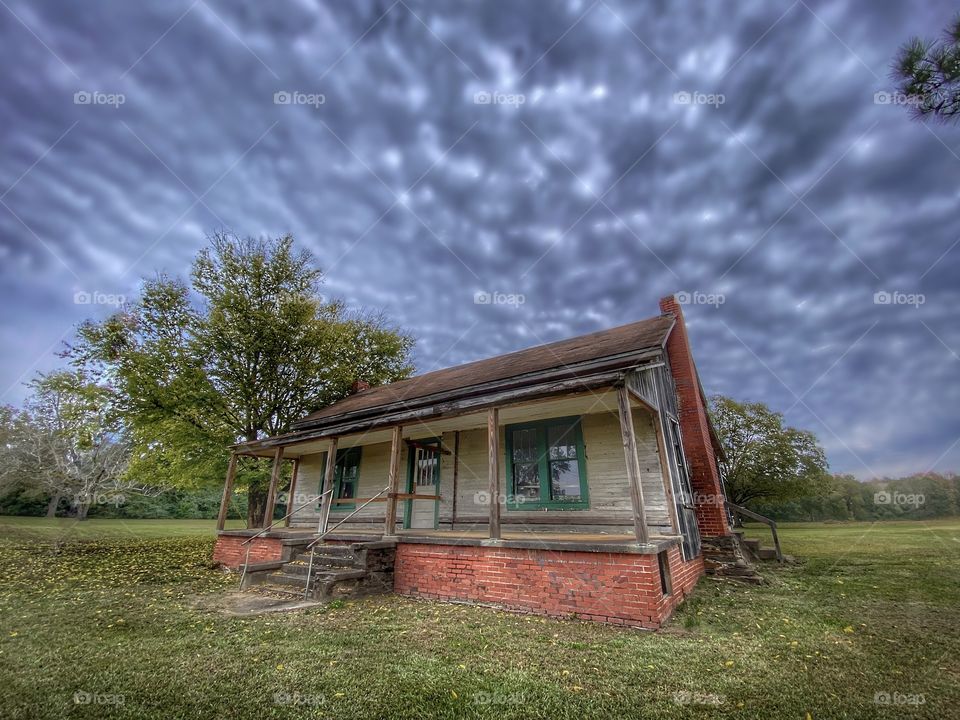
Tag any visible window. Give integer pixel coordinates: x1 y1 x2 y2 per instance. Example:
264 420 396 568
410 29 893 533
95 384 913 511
323 447 362 511
504 417 589 509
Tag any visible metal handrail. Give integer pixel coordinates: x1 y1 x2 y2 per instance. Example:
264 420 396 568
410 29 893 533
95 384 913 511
727 501 783 563
239 489 333 589
302 484 391 599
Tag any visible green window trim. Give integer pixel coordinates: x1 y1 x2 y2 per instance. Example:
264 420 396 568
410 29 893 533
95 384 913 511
504 415 589 510
320 447 362 512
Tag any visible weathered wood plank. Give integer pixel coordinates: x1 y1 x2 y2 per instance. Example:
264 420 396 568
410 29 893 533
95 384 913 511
216 453 238 531
383 426 403 535
487 407 501 540
283 458 301 527
616 385 649 543
262 447 284 528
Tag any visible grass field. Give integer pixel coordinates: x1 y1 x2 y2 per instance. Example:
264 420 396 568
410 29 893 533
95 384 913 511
0 518 957 719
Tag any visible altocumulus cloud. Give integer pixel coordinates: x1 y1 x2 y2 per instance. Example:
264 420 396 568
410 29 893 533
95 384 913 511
0 0 957 478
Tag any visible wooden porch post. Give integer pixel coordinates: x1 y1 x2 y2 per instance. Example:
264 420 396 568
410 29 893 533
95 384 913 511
320 437 339 529
383 426 403 536
616 386 649 543
487 407 501 540
216 452 238 531
262 447 284 528
283 458 301 528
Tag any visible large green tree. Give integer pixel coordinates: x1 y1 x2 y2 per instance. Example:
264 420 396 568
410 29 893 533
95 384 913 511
68 232 414 525
893 14 960 123
709 395 829 508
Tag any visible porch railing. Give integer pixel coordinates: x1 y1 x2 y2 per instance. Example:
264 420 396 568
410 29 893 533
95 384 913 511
238 489 333 589
302 484 391 600
726 502 783 563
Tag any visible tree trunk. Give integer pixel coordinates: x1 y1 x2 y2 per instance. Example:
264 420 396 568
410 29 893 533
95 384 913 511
46 494 61 518
75 501 90 521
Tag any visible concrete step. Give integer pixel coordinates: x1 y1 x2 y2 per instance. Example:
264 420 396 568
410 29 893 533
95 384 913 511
286 556 359 572
742 538 761 551
247 582 307 600
757 547 779 560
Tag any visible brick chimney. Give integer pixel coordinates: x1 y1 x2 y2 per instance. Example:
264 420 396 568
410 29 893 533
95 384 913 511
659 294 731 538
349 379 371 394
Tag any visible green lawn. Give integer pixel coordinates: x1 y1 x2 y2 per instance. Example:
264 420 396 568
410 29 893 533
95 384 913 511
0 518 957 719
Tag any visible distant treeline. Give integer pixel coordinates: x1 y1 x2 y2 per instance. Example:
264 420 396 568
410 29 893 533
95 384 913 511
752 472 959 522
0 487 248 521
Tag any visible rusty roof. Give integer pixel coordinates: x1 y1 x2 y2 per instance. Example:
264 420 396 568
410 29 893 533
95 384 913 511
292 313 674 429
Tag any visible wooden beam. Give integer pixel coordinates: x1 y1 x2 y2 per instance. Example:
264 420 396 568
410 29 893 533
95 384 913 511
283 458 301 528
487 407 501 540
383 426 403 536
616 385 649 543
216 453 238 531
451 431 460 525
319 436 339 530
405 439 451 455
262 447 284 528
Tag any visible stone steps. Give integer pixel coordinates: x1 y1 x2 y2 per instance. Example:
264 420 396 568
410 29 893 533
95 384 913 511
244 540 396 602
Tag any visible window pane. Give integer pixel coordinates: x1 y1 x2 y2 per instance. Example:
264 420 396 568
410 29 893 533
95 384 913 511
547 423 577 460
550 460 581 502
512 428 538 463
513 462 540 500
339 480 356 499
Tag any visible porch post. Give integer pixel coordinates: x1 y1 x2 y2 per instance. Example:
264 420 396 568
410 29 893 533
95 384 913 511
262 447 284 528
487 407 501 540
383 426 403 536
320 437 339 530
616 385 649 543
216 452 238 531
283 458 301 528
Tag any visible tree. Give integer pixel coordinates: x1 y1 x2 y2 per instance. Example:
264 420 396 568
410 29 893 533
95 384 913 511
67 232 414 526
709 395 829 509
0 371 133 519
893 14 960 123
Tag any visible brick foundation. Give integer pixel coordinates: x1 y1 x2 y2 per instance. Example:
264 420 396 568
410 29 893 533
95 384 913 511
212 534 285 569
659 295 732 537
394 543 703 629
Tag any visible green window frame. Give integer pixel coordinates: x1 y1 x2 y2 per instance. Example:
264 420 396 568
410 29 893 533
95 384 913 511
321 447 362 511
504 416 589 510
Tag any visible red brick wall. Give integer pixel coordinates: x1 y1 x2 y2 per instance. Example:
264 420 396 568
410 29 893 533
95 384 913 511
212 535 285 569
659 296 732 537
394 543 703 629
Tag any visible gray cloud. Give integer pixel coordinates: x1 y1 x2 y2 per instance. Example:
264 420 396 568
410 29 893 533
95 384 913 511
0 0 957 478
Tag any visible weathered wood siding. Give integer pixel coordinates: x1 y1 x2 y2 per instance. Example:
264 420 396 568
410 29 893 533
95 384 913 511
290 408 671 535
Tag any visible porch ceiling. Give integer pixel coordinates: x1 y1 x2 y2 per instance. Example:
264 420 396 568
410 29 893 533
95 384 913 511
243 388 633 458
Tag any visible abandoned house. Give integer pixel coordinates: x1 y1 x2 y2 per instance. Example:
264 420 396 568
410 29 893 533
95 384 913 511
212 295 741 628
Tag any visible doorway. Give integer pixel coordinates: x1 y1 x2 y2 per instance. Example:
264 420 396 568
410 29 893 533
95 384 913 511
404 439 441 530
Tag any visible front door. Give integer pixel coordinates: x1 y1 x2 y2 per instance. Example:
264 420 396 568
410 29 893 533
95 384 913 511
405 440 440 530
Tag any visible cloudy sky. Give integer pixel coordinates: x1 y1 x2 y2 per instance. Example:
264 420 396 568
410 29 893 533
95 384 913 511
0 0 957 479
